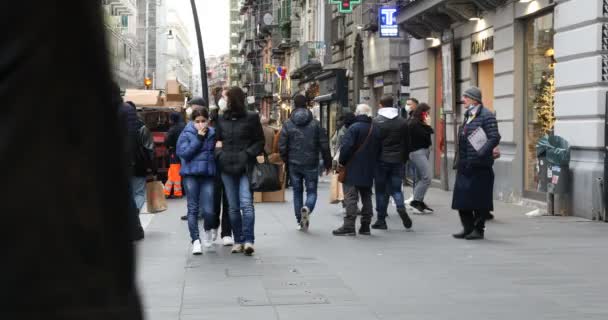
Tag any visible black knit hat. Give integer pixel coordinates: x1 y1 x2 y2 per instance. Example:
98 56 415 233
188 96 207 106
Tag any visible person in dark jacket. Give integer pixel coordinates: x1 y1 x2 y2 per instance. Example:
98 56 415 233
177 107 218 255
279 94 332 231
407 103 435 214
371 95 413 231
332 104 381 236
215 87 265 256
452 87 501 240
165 112 186 199
125 102 156 231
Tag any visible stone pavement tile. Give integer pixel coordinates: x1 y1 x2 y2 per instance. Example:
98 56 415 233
275 305 379 320
179 306 277 320
143 309 180 320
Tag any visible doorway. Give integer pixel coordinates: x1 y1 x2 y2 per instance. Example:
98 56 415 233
477 59 494 111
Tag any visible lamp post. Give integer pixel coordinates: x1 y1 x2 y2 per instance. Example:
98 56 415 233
190 0 209 104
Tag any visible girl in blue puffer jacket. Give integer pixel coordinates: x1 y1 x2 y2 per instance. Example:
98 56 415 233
177 106 217 255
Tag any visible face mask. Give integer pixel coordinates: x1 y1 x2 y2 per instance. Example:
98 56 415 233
405 105 411 112
218 98 227 112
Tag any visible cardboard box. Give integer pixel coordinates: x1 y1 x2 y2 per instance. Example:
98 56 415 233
262 188 285 202
254 192 263 203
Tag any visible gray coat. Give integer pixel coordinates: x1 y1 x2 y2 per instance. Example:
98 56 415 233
452 105 501 211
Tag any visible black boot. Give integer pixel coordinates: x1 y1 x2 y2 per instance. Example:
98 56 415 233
465 229 484 240
397 208 412 229
453 211 474 239
371 219 387 230
452 229 472 239
180 215 188 221
332 226 356 236
358 224 371 236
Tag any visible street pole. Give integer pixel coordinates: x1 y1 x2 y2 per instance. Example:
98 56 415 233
190 0 209 104
144 0 149 84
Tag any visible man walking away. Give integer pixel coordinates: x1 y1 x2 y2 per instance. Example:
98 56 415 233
371 95 413 231
333 104 381 236
164 112 186 198
279 94 332 231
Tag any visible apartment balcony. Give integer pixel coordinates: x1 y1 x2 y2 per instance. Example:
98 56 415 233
291 41 325 79
105 0 136 16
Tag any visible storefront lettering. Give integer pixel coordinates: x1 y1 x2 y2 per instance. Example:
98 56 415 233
471 36 494 55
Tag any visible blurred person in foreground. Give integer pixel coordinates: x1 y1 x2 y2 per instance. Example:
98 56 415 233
1 1 142 318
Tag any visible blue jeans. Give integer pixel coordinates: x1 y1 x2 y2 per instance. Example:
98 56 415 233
184 176 215 242
289 165 319 222
375 161 406 220
130 176 147 212
221 173 255 244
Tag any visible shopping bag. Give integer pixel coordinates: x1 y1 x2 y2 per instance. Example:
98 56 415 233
146 180 168 213
250 154 281 192
329 173 344 204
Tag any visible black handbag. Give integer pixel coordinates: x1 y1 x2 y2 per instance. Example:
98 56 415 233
250 154 281 192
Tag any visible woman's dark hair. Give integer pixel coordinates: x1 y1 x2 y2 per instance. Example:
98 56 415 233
412 103 431 121
343 112 356 128
191 106 209 121
226 86 247 116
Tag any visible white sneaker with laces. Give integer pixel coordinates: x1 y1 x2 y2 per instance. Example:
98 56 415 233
296 224 303 231
192 240 202 255
211 229 218 241
222 236 234 246
231 244 244 253
244 243 255 256
202 231 213 248
300 206 311 231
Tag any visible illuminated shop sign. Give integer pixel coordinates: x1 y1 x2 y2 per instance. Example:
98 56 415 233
379 7 399 38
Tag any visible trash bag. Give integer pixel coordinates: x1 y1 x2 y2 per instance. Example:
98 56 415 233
536 135 570 166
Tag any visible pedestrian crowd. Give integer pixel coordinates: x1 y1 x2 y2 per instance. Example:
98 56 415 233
124 85 501 256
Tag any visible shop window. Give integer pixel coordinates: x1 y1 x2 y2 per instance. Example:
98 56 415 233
524 12 555 195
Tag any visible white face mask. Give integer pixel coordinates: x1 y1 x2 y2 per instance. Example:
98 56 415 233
218 98 227 112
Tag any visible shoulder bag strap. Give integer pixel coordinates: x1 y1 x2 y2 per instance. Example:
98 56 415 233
345 124 374 167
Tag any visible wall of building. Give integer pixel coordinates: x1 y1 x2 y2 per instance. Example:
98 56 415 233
553 0 606 219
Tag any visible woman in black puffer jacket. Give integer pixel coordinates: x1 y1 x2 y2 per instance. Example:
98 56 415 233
214 87 264 256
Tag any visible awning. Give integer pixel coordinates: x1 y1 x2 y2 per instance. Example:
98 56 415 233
313 93 335 102
397 0 507 39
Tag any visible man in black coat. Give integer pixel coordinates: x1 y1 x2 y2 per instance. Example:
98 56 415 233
452 87 501 240
2 1 142 318
371 95 413 230
279 94 332 231
333 104 381 236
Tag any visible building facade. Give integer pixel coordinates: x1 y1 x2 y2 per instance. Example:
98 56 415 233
103 0 143 89
399 0 607 220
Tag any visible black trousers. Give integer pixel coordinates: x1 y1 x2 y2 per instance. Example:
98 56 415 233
458 210 488 232
212 175 232 238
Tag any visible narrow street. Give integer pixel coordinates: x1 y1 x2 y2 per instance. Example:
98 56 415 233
137 183 608 320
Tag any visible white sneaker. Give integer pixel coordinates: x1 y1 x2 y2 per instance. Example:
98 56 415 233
244 243 255 256
211 229 218 241
202 231 213 248
222 236 234 246
296 224 303 231
192 240 202 255
231 244 244 253
300 206 310 231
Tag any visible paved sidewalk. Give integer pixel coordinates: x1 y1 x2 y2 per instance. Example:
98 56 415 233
137 183 608 320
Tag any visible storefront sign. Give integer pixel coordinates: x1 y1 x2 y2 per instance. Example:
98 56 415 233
470 28 494 63
379 7 399 38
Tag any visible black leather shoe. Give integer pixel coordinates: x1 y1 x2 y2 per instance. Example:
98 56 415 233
397 208 413 229
452 229 472 239
371 220 387 230
465 229 484 240
332 226 356 236
180 215 188 221
487 213 495 221
359 224 371 236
